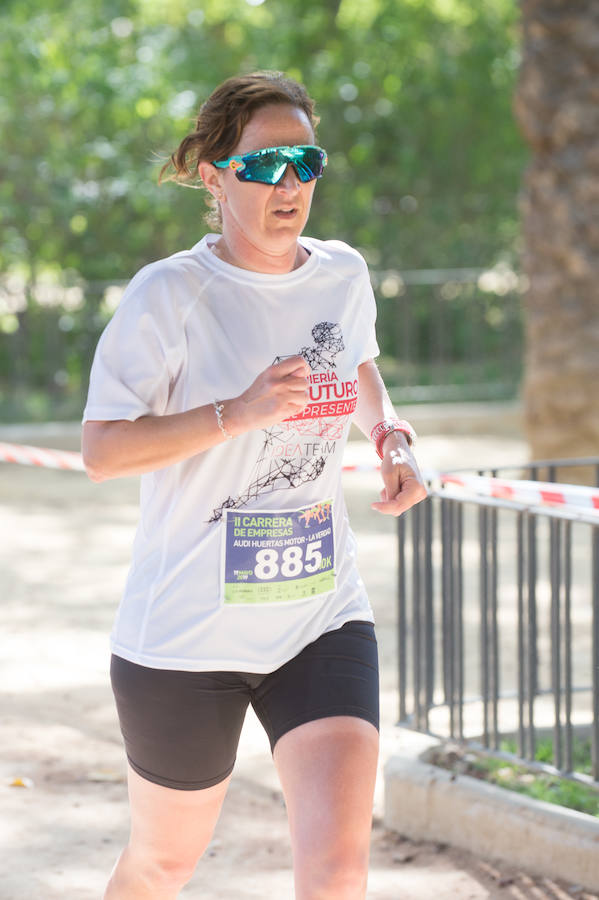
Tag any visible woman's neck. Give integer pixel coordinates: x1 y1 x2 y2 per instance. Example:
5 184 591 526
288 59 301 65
211 235 309 275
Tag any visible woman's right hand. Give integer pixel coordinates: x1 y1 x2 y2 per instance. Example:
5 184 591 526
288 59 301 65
82 356 311 482
228 355 311 432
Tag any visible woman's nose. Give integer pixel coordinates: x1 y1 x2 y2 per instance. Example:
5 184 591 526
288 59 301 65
276 164 301 190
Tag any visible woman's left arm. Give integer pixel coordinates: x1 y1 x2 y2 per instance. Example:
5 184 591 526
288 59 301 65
353 359 428 516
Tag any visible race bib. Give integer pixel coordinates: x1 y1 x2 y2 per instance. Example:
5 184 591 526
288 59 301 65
221 500 335 605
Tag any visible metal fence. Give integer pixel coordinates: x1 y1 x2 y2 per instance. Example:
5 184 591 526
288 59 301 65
397 458 599 785
373 265 524 403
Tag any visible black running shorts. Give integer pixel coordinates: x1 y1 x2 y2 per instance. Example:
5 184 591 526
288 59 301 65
110 619 379 791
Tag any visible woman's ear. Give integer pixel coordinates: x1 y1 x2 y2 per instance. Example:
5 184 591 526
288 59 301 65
198 161 224 200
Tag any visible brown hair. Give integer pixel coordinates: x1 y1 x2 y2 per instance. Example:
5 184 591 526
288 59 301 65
159 71 320 230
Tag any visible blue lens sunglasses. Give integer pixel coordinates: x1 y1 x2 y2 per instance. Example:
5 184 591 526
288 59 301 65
212 144 328 185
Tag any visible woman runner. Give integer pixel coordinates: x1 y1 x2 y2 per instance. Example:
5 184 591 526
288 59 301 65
82 71 427 900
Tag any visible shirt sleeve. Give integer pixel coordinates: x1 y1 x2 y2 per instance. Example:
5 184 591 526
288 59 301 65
357 259 380 365
82 266 186 423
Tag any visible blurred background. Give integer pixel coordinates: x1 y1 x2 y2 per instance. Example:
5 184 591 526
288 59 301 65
2 6 599 893
0 0 526 417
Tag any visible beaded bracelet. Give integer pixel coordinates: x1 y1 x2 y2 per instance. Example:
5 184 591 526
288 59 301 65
213 400 233 440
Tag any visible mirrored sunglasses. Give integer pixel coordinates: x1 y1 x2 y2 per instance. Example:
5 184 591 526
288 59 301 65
212 145 328 184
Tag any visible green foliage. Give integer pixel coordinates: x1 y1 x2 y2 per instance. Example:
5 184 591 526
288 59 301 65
501 735 594 777
0 0 526 419
435 736 599 817
468 736 599 817
473 759 599 817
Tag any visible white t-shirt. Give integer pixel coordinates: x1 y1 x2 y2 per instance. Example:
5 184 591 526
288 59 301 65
83 234 380 672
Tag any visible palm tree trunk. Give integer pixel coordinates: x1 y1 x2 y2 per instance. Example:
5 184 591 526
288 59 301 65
513 0 599 470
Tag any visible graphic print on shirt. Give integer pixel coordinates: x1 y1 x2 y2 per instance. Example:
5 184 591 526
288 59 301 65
209 322 358 522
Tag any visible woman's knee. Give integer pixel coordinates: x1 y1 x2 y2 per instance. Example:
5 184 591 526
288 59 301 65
292 819 371 899
296 848 370 900
126 844 203 892
124 765 229 888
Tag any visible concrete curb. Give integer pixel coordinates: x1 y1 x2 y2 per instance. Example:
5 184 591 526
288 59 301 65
384 729 599 891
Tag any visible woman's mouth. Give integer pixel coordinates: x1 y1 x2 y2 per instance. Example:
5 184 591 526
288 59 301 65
273 207 298 219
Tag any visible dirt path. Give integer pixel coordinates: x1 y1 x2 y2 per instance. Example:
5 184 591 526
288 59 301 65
1 427 595 898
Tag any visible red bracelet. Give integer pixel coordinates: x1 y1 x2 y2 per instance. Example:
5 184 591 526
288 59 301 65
371 418 416 459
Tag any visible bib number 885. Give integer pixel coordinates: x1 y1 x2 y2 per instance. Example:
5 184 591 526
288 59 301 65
254 541 323 580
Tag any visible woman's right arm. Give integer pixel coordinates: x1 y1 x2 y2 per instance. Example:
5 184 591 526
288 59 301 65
82 355 310 482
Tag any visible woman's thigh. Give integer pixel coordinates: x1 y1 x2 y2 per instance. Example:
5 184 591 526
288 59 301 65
110 655 253 790
274 716 379 898
125 763 232 869
251 620 380 897
250 619 379 752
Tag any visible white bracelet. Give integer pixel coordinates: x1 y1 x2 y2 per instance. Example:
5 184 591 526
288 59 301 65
213 400 233 440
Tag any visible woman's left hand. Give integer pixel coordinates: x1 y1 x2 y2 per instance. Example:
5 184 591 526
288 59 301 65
371 433 428 516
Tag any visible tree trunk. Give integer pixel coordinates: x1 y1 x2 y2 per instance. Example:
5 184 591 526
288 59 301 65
513 0 599 470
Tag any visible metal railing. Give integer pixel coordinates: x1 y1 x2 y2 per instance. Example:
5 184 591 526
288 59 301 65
397 458 599 784
373 265 524 403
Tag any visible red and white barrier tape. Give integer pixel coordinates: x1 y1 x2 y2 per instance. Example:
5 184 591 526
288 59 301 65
339 463 381 473
442 473 599 513
0 442 420 478
0 441 597 514
0 441 379 475
0 441 85 472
